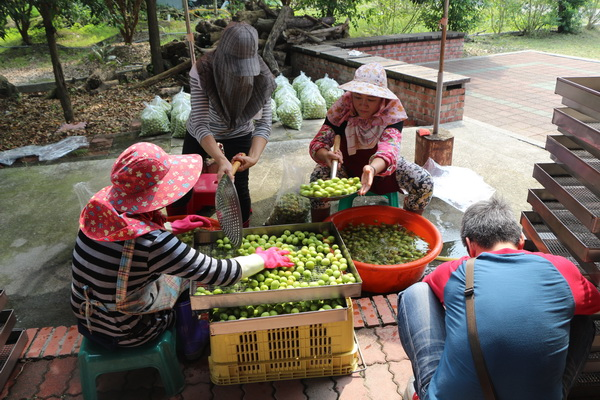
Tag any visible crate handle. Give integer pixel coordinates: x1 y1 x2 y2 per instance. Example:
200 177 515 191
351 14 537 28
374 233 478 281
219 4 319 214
351 331 367 374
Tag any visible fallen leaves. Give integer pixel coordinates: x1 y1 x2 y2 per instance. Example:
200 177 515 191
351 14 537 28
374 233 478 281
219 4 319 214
0 83 176 152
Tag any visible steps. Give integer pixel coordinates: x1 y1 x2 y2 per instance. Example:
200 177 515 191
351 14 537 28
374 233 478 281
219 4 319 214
522 76 600 398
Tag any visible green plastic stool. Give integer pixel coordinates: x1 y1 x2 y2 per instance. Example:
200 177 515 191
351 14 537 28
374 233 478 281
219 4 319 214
338 191 400 211
78 326 184 400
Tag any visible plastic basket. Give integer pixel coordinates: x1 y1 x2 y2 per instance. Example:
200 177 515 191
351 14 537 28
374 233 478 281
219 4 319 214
209 343 359 385
208 298 356 384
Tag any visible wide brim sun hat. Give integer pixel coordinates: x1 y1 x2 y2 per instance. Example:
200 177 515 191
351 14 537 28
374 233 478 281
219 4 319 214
217 22 261 77
93 142 203 215
338 62 398 100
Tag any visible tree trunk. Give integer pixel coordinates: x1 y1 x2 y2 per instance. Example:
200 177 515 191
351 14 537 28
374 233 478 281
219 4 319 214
145 0 164 74
38 3 74 123
132 59 192 89
262 5 293 76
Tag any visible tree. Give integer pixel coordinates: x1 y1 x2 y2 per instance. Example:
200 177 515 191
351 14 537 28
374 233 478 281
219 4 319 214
32 0 74 123
293 0 363 22
0 0 35 45
557 0 586 33
104 0 144 44
411 0 483 32
146 0 164 74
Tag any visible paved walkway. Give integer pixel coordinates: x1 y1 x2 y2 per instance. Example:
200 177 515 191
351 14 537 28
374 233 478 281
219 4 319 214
421 50 600 144
1 50 599 399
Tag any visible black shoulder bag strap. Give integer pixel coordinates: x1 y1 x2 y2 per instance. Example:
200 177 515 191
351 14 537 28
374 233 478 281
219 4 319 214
464 257 497 400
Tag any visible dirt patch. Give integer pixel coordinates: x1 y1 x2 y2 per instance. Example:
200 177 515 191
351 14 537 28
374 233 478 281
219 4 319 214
0 41 183 159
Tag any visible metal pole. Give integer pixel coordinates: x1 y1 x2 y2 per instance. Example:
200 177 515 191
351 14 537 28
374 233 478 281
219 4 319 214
432 0 449 135
183 0 196 62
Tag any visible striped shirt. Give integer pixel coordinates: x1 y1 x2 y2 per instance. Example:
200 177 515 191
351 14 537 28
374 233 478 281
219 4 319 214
71 229 242 346
186 66 272 143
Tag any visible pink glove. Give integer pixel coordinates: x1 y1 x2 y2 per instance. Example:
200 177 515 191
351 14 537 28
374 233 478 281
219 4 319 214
255 247 294 269
170 215 212 235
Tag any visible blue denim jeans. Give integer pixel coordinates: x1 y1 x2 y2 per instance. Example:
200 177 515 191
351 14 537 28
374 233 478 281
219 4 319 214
396 282 594 400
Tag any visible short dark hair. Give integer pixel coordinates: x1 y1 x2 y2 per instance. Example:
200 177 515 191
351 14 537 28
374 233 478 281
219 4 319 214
460 195 522 249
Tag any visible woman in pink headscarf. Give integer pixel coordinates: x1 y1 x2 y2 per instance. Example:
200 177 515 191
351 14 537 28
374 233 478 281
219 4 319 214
308 63 434 221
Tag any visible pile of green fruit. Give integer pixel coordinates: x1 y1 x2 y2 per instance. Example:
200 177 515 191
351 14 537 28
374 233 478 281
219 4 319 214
300 177 362 198
209 298 347 321
264 192 310 225
339 222 429 265
193 229 359 296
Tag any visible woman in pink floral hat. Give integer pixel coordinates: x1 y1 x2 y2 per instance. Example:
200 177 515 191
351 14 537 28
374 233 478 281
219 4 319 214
308 62 434 221
71 142 292 360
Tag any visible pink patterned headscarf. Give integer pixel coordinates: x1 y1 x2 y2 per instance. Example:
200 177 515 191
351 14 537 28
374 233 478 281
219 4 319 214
327 91 407 155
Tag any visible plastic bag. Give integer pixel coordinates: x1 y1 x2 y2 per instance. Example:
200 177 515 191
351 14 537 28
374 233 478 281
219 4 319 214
271 98 279 122
73 181 96 210
265 161 311 225
0 136 89 166
315 74 339 92
274 75 293 95
299 84 327 119
321 86 344 109
423 158 496 212
171 88 191 109
140 103 170 137
277 98 303 130
149 95 172 117
171 108 190 138
292 71 311 93
274 85 301 108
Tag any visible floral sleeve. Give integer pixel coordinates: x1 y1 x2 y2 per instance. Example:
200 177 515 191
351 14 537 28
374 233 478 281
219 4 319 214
309 124 335 164
371 126 402 176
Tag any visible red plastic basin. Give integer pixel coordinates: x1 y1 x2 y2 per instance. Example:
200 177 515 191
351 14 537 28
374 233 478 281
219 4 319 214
325 205 442 294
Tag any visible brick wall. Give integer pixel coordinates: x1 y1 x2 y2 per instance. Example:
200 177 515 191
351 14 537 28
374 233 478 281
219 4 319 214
290 33 469 126
350 38 464 64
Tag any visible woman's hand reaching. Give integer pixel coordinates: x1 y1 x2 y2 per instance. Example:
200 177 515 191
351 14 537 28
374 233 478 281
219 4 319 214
358 164 376 195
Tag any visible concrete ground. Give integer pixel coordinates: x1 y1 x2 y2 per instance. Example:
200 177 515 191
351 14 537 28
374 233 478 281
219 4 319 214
0 50 598 399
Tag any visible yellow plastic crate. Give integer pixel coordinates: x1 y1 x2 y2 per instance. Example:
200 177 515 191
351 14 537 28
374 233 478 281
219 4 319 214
208 298 356 384
209 343 359 385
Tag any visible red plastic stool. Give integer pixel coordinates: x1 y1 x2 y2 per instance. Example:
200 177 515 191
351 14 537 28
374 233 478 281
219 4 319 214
186 173 218 214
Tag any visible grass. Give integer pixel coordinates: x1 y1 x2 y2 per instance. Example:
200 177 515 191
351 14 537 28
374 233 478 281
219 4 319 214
464 29 600 60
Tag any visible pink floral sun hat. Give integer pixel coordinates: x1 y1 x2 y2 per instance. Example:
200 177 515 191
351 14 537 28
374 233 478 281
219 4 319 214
80 142 203 240
338 63 398 100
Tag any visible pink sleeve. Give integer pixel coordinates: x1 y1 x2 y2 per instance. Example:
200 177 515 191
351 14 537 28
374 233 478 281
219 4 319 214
541 253 600 315
309 125 335 164
372 127 402 176
422 257 468 305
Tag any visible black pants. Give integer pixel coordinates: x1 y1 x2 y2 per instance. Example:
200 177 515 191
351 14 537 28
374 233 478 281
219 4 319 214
177 131 253 222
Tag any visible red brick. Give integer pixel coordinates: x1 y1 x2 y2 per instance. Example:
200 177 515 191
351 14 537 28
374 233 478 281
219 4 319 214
273 379 307 400
25 326 53 359
352 299 364 328
20 328 39 358
58 326 81 357
41 326 68 358
372 295 395 325
386 293 399 317
356 298 379 328
36 357 77 398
